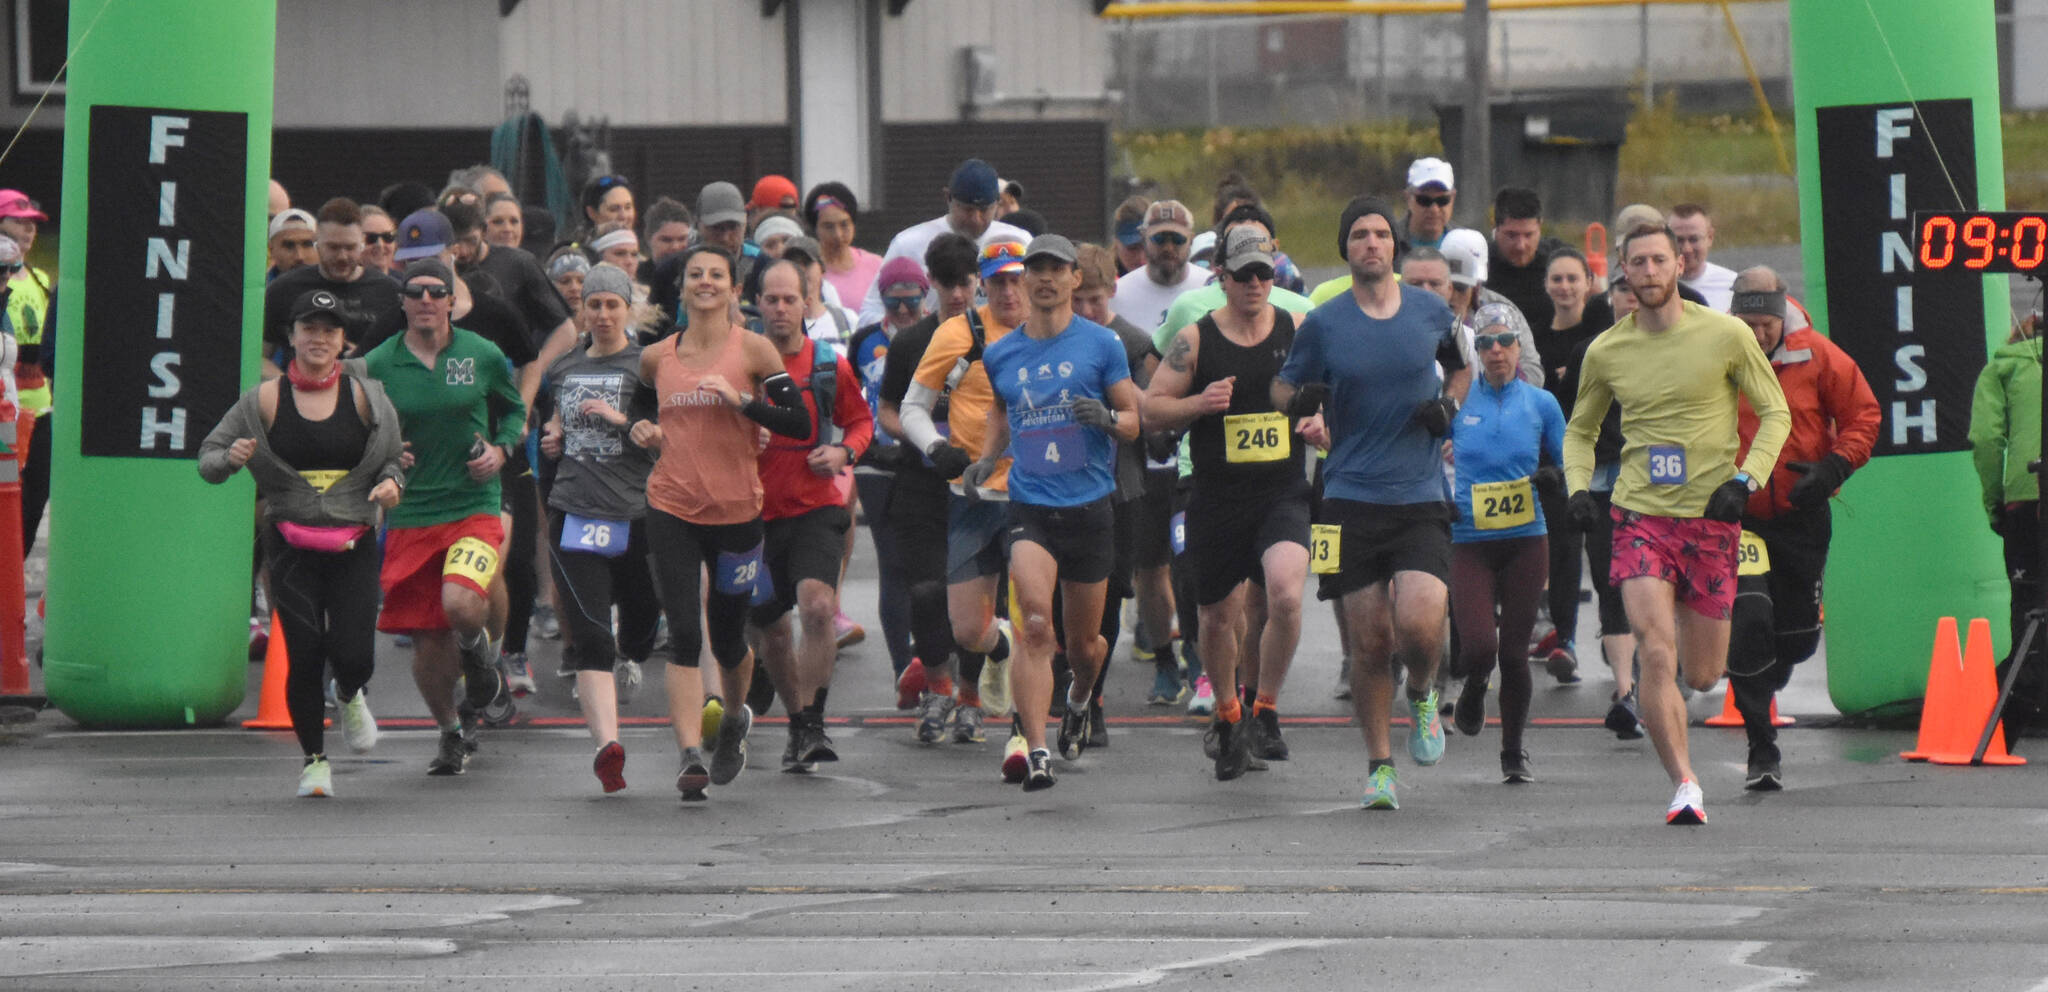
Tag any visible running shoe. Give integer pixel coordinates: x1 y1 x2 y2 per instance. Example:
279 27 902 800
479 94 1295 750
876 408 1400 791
800 715 839 765
340 690 378 754
594 740 627 793
556 658 578 680
1666 779 1707 825
1453 680 1487 738
1545 642 1582 684
1130 638 1158 665
1188 674 1216 716
1057 700 1088 760
502 652 536 698
917 691 956 744
457 702 483 753
1605 687 1645 740
953 703 986 744
1001 731 1030 783
615 659 643 706
1500 748 1533 784
701 695 725 743
1021 748 1056 791
896 658 927 710
782 720 813 774
1250 708 1289 761
834 612 865 649
1202 720 1222 760
458 635 502 709
297 756 334 798
534 604 562 641
979 650 1014 717
676 746 710 801
1407 690 1445 765
1334 658 1352 701
393 633 413 649
1086 699 1109 750
1745 743 1783 792
1359 764 1399 810
1213 717 1251 781
1147 664 1189 706
427 730 467 776
709 703 751 785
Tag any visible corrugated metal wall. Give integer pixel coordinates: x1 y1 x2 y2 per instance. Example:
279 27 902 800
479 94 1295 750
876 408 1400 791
499 0 790 126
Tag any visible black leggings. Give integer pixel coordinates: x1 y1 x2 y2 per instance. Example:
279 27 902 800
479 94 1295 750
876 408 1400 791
888 469 955 676
21 412 48 554
500 464 539 654
1538 485 1583 644
854 471 913 672
264 525 380 756
1583 489 1629 636
646 508 760 670
546 512 661 671
1451 535 1548 750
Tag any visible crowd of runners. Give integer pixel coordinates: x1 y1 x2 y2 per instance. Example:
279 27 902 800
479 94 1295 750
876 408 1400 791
2 145 1908 822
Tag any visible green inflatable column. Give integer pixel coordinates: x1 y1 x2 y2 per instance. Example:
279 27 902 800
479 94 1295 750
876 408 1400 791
44 0 277 726
1791 1 2008 717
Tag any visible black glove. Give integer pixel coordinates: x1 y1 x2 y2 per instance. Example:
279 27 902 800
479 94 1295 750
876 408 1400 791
1568 490 1601 530
1286 383 1329 419
1785 452 1853 510
1991 507 2009 536
1532 465 1565 499
960 458 999 497
1703 477 1752 523
926 441 973 480
1143 430 1181 463
1413 395 1458 436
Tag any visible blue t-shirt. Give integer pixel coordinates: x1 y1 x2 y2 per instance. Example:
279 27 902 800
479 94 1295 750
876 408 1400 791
1277 285 1464 506
982 314 1131 507
1450 377 1565 543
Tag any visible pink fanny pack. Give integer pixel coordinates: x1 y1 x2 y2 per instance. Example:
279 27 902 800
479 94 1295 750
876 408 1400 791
277 521 371 553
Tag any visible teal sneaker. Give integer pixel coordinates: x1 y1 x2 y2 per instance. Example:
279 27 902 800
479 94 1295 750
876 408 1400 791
1359 764 1399 810
1408 690 1445 765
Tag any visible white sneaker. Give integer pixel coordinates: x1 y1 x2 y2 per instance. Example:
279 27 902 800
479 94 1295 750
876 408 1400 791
297 757 334 798
1666 778 1706 825
978 624 1014 718
340 690 378 754
615 659 643 705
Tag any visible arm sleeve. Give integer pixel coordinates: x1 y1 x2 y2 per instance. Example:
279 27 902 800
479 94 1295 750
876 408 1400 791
1818 336 1882 469
1563 346 1612 493
833 357 874 457
1969 362 2011 518
1731 328 1793 483
746 371 813 440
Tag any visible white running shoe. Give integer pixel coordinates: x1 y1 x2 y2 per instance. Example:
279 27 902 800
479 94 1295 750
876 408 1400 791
1666 778 1707 825
340 690 378 754
297 756 334 798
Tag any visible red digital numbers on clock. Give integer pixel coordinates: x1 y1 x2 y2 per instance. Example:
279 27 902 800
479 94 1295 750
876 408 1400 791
1917 212 2048 275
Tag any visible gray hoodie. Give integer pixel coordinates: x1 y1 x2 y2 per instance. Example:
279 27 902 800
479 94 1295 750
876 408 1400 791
197 376 407 527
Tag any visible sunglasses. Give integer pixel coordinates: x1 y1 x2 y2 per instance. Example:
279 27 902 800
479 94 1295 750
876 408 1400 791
1149 232 1188 247
363 231 397 244
0 262 21 276
594 174 629 190
883 295 924 311
1474 332 1518 350
402 284 453 300
1229 264 1275 283
981 243 1025 261
1412 193 1453 208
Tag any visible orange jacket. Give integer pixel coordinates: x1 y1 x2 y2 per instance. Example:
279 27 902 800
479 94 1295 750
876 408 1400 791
1737 310 1881 520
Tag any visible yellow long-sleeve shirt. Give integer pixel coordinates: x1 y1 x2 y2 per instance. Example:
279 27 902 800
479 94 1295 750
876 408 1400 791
1564 302 1790 517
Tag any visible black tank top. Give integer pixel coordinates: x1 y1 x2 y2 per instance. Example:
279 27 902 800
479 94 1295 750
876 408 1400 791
1188 308 1303 495
270 377 371 473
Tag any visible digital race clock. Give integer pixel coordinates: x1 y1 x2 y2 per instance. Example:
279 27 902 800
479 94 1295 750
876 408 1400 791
1916 211 2048 274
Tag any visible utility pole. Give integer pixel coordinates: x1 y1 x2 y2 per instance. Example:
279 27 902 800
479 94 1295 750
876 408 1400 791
1462 0 1492 230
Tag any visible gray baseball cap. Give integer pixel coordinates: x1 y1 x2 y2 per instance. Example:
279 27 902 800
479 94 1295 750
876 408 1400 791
1022 233 1077 266
697 181 746 228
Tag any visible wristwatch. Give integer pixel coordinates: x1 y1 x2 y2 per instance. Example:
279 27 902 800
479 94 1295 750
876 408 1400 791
1735 471 1759 493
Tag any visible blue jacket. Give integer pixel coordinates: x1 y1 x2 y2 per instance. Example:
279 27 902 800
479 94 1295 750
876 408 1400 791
1451 376 1565 543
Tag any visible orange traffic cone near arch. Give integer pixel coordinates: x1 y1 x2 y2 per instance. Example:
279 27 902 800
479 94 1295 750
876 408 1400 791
1928 617 2025 766
243 612 324 730
1704 686 1794 727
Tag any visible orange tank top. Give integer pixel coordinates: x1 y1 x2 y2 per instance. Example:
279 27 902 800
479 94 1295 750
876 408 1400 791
646 328 764 525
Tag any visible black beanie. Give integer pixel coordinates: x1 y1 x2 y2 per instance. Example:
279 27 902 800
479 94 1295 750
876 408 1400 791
1335 196 1399 260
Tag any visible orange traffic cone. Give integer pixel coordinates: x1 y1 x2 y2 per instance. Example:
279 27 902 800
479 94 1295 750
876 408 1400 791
243 612 322 730
1901 617 1964 761
1704 685 1794 727
1929 617 2026 766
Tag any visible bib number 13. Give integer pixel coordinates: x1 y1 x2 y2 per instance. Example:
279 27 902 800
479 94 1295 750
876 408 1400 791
1309 524 1342 575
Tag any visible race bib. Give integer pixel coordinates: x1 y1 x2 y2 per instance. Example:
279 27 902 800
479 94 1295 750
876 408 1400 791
1647 444 1688 485
1170 511 1186 556
299 469 347 494
1223 411 1289 463
715 543 767 598
1471 477 1535 530
1014 424 1086 475
560 513 629 558
1737 530 1771 576
443 536 501 587
1310 523 1342 575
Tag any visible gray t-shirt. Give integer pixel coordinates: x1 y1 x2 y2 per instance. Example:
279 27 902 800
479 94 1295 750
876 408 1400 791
545 344 656 521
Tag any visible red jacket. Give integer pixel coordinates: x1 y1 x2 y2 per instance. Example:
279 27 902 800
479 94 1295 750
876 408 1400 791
1736 317 1881 520
759 340 874 521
